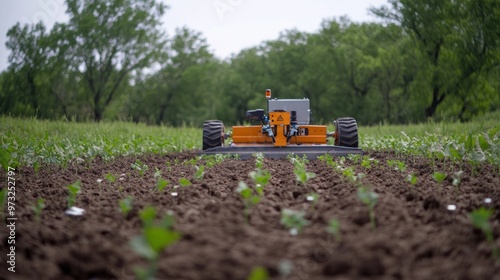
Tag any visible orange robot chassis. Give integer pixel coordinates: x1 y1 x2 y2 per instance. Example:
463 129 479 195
201 89 363 159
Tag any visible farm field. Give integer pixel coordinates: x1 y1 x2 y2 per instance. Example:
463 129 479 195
1 115 500 280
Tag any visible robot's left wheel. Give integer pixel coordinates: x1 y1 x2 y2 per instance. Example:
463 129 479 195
203 120 225 150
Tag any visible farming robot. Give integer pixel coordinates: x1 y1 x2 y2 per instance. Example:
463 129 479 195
201 89 362 159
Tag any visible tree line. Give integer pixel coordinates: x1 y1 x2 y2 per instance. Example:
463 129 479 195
1 0 499 126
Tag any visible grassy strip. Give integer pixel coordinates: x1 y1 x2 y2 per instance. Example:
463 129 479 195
1 111 499 169
0 116 200 169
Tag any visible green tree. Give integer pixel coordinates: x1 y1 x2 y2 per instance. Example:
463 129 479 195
128 27 216 125
62 0 168 121
4 22 56 117
372 0 500 119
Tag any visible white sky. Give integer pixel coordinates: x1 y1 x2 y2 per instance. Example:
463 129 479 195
0 0 388 71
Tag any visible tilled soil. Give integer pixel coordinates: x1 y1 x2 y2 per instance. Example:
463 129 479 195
1 151 500 280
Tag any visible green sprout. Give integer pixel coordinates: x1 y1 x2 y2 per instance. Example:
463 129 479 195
119 196 133 218
361 157 372 169
452 171 464 187
67 180 81 209
203 154 233 168
470 207 498 259
357 187 378 229
184 157 198 165
236 181 264 223
406 173 418 185
31 198 45 222
280 209 310 235
432 172 447 183
326 218 342 242
249 169 271 188
342 166 365 183
156 177 169 192
105 172 116 183
236 168 270 222
153 167 162 179
293 164 316 187
194 165 205 181
296 170 316 186
130 207 182 280
254 153 265 170
131 159 149 176
179 178 192 187
247 266 269 280
387 160 406 172
347 154 361 164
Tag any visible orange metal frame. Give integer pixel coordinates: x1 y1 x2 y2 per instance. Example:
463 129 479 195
232 125 327 146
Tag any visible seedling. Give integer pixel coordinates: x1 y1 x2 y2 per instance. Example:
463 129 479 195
131 207 182 280
432 172 447 184
470 207 498 258
357 187 378 229
153 167 162 178
294 165 316 187
342 166 365 183
156 177 169 192
31 198 45 222
236 167 270 222
131 159 149 176
387 160 406 172
452 171 464 187
247 266 269 280
179 178 192 187
347 154 361 164
326 218 342 242
203 154 234 168
249 169 271 188
361 157 372 169
194 165 205 181
254 152 265 170
406 173 418 185
280 209 310 235
184 157 198 166
119 196 133 218
236 181 264 222
67 180 81 209
318 154 343 171
105 172 116 183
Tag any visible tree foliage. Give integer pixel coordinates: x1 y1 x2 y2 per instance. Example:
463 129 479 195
1 0 499 125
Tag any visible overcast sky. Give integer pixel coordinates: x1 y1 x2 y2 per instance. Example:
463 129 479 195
0 0 388 71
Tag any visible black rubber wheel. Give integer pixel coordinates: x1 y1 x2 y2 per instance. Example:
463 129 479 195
203 120 224 150
335 117 358 148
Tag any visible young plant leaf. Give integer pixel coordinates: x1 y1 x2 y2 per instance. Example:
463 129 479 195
194 165 205 180
179 177 192 187
119 196 133 217
432 172 447 183
156 177 169 192
144 226 182 254
247 266 269 280
406 174 418 185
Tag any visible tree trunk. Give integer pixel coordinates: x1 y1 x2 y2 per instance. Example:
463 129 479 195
425 86 445 118
94 91 102 122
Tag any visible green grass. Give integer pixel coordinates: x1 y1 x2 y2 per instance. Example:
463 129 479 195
1 111 499 169
357 111 500 167
0 116 200 169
